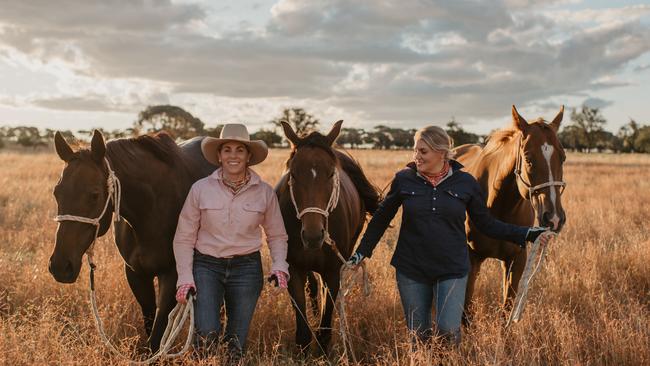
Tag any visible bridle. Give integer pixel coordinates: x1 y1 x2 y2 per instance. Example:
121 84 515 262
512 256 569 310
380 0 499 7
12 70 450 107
54 157 122 264
513 134 566 202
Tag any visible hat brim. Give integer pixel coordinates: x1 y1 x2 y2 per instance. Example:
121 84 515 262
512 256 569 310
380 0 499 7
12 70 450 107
201 137 268 166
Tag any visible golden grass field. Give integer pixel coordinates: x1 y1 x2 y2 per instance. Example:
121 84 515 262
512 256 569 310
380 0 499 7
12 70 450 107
0 148 649 365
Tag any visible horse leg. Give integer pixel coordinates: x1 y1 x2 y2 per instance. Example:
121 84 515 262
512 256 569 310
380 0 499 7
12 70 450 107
463 251 484 327
306 271 321 317
124 265 156 337
288 267 311 352
316 268 341 355
147 271 178 352
502 250 527 312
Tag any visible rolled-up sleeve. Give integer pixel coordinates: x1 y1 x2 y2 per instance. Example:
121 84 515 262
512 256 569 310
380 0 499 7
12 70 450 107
262 188 289 275
173 185 200 287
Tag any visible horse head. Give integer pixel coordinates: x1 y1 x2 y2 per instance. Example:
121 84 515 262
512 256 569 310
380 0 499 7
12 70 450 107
282 120 343 250
511 105 566 232
49 130 114 283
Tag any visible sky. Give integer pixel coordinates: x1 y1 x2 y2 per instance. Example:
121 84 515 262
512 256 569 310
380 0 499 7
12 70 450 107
0 0 649 135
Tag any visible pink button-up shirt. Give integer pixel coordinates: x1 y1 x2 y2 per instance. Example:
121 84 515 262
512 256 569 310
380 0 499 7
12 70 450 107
173 168 289 287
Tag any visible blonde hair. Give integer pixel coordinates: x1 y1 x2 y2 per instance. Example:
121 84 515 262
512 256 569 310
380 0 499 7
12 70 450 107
414 125 455 160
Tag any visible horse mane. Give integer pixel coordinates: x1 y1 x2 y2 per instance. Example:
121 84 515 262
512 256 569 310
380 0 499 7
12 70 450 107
286 131 381 215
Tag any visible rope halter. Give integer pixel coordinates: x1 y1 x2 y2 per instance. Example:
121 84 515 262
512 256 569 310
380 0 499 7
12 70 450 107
288 168 340 220
54 157 122 267
287 168 344 259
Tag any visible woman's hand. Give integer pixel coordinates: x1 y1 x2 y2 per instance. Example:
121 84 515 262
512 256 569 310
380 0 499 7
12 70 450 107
268 270 289 291
524 227 554 248
175 283 196 304
346 252 365 269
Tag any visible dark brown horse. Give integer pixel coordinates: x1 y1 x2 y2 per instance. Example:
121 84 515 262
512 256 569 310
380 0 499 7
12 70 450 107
275 121 380 353
454 105 566 321
49 130 216 351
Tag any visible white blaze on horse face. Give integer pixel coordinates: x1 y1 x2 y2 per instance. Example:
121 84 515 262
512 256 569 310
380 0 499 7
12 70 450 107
541 142 560 230
311 168 317 179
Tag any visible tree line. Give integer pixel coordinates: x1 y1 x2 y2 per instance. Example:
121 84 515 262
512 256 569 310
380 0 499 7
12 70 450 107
1 104 649 153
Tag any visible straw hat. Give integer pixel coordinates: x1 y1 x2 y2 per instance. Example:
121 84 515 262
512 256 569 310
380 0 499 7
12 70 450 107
201 124 268 166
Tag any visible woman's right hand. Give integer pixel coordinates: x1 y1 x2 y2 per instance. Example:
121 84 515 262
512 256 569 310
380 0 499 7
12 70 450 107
175 283 196 304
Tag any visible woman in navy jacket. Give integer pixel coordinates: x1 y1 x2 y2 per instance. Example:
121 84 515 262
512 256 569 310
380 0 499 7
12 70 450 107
347 125 550 347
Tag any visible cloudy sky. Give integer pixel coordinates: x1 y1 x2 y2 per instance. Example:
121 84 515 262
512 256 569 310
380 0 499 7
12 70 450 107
1 0 649 135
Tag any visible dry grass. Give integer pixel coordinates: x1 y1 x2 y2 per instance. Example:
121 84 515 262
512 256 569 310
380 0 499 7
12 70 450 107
0 149 648 365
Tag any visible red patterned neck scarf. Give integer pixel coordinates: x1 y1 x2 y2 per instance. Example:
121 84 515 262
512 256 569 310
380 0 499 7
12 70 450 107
420 160 450 187
221 170 250 195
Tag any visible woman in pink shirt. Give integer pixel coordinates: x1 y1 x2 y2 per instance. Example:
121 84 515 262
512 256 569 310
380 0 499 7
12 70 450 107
173 124 289 360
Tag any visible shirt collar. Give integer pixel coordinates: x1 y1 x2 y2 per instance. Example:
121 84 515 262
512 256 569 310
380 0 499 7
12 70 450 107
209 167 261 186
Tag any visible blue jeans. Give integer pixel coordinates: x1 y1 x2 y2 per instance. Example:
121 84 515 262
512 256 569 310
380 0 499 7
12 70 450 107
396 271 468 346
192 250 263 357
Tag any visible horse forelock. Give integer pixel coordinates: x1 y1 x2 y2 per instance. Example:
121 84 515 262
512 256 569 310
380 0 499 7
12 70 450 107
286 133 338 169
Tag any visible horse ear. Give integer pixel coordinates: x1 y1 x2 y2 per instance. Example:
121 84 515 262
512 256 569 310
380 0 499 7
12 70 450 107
549 105 564 132
90 129 106 163
54 131 74 162
281 121 300 146
511 105 528 132
326 120 343 146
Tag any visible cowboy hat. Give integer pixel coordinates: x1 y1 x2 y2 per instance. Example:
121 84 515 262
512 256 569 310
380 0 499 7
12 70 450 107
201 123 268 166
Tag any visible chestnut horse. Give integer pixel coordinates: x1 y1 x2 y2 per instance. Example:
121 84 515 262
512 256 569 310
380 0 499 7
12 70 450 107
454 105 566 321
275 121 380 353
49 130 216 351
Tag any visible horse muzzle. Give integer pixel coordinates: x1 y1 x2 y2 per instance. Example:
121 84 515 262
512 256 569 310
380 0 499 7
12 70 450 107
300 228 326 250
539 210 566 233
48 256 81 283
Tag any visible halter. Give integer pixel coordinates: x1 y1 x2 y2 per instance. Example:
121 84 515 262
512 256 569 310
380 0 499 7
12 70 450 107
513 134 566 202
54 157 122 268
287 168 344 260
288 168 340 220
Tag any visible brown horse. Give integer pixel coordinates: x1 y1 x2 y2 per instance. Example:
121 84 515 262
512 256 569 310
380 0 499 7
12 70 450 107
275 121 380 353
49 130 216 351
454 105 566 321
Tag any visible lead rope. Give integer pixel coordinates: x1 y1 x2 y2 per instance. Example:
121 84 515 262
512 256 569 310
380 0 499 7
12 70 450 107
287 169 370 362
506 232 558 328
54 158 194 364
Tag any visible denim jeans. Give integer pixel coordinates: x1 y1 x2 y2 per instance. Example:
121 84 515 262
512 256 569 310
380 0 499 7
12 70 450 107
396 271 468 346
192 250 264 357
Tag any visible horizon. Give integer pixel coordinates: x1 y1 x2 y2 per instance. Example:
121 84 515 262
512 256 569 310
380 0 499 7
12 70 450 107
1 1 649 135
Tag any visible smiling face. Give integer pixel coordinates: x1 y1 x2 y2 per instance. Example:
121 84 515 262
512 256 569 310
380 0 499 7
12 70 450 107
413 138 446 175
218 141 251 179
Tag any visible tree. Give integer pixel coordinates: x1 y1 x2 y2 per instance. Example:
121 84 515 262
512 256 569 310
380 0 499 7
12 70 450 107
337 128 365 149
251 129 283 148
364 125 394 149
569 106 607 152
204 125 224 138
136 105 205 139
618 119 639 153
634 126 650 153
271 108 320 136
446 118 480 146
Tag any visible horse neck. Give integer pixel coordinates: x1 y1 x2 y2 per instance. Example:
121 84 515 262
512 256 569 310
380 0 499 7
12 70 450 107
474 135 520 207
105 148 190 233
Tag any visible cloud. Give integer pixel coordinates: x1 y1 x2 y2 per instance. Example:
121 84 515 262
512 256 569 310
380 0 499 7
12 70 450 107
582 97 613 109
0 0 648 130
